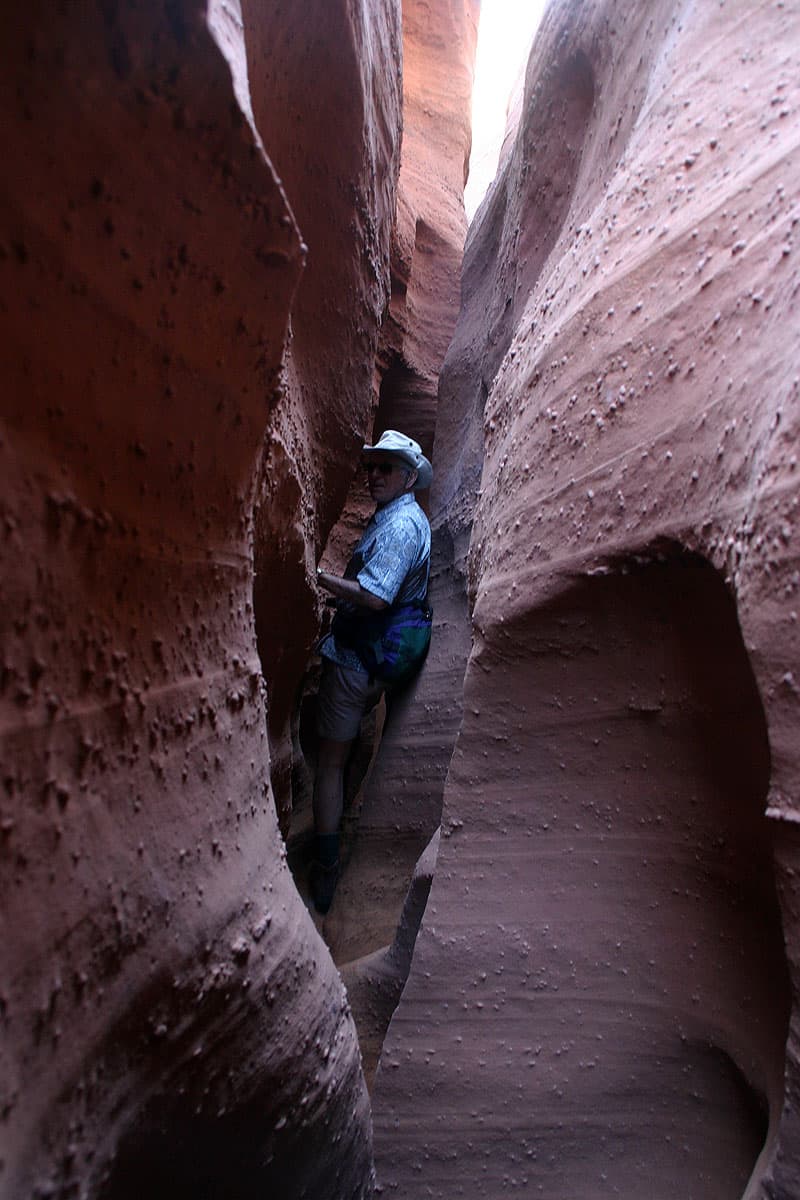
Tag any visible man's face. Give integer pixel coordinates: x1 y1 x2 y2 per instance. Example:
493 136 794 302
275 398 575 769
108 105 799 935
364 456 415 506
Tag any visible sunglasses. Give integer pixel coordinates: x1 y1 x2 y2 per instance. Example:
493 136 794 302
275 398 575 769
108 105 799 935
362 460 401 476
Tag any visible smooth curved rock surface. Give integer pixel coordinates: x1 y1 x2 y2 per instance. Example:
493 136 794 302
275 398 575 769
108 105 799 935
374 2 800 1196
1 2 401 1196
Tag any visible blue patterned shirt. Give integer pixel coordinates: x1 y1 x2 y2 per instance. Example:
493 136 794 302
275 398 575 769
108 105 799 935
319 493 431 673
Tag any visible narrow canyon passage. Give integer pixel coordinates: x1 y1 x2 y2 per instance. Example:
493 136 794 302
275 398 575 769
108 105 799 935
5 1 800 1197
278 525 467 1090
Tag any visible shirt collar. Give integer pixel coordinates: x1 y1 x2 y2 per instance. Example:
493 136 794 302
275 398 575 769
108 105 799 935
372 491 416 525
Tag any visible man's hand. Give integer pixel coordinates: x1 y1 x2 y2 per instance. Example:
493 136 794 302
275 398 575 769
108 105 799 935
316 568 388 611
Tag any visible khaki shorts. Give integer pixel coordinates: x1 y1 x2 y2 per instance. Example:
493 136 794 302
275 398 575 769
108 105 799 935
316 659 384 742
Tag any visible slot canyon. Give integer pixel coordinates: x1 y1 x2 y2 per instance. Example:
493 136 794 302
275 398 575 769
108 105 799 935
2 0 800 1197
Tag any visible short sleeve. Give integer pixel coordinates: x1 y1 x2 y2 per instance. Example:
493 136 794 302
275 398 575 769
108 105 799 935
356 520 419 603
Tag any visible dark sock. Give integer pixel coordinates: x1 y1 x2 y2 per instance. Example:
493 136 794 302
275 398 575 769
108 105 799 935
315 832 339 868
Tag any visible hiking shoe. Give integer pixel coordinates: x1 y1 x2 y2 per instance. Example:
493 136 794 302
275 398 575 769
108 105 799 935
309 860 339 914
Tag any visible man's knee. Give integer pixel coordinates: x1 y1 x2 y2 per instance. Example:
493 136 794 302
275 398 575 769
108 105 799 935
317 736 352 769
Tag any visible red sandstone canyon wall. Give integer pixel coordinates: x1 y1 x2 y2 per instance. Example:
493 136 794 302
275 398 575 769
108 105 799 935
378 0 480 450
1 1 400 1196
373 1 800 1197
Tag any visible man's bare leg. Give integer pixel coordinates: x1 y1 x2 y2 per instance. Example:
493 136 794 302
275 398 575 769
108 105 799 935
313 736 353 834
310 736 353 912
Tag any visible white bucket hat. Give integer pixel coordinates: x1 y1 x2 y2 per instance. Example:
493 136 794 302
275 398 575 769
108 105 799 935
362 429 433 490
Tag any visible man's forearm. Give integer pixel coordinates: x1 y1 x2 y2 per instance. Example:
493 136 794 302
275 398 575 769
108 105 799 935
316 569 387 611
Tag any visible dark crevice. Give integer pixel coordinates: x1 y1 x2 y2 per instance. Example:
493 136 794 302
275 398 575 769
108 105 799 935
374 354 430 450
515 48 595 299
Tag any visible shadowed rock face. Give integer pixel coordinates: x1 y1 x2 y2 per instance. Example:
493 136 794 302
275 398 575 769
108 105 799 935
376 549 789 1197
373 1 799 1196
0 1 400 1196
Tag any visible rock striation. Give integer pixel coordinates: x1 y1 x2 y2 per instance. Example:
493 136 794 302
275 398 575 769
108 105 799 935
373 2 800 1197
0 1 400 1197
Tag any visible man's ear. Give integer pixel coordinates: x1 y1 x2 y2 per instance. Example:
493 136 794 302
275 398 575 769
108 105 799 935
405 469 419 491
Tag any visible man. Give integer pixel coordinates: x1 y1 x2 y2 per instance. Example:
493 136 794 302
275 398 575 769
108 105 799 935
311 430 432 914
